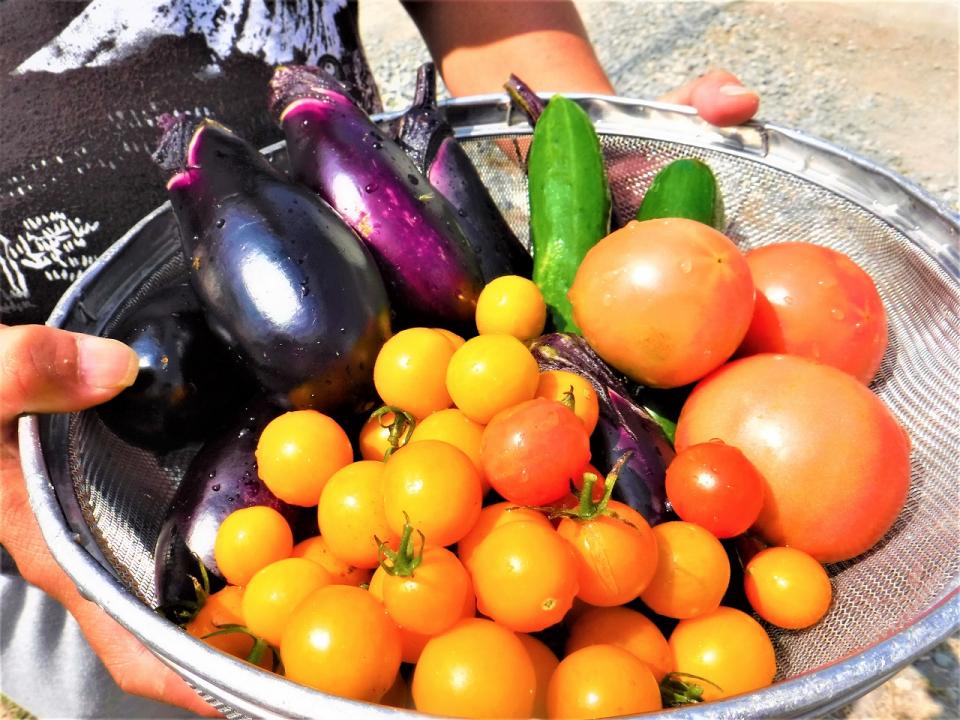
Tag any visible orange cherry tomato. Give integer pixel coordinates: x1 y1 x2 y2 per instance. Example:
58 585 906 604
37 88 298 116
370 562 476 664
445 334 540 423
535 370 600 435
185 586 273 669
557 500 659 607
241 557 333 647
374 327 454 419
547 644 662 719
213 506 293 586
291 535 373 587
409 408 484 472
317 461 398 569
412 618 536 719
669 606 777 701
475 274 547 341
744 547 832 629
739 242 888 384
382 440 482 547
517 633 559 719
433 327 465 351
359 411 395 461
470 521 578 632
569 218 755 388
456 502 553 573
281 585 401 702
565 605 673 681
371 545 472 636
255 410 353 506
639 521 730 619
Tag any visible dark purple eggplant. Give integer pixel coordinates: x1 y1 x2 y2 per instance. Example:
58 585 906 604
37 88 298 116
154 400 316 613
396 63 532 283
529 333 674 524
97 280 254 451
153 116 391 414
268 65 483 333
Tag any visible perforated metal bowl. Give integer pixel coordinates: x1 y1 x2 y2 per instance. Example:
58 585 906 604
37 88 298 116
21 95 960 719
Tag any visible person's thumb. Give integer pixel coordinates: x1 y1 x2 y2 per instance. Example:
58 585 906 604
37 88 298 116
0 325 138 424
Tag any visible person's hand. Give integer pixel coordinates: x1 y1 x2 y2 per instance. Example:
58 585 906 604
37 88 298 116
659 68 761 126
0 324 218 717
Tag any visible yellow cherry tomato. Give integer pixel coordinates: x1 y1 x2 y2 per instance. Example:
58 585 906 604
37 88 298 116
281 585 401 702
409 408 485 474
412 618 536 718
456 502 553 573
185 586 273 669
744 546 833 629
292 535 373 587
358 408 415 461
433 327 466 350
516 633 559 719
639 521 730 619
445 335 540 424
374 328 455 419
213 506 293 586
475 275 547 340
255 410 353 506
241 557 333 647
535 369 600 435
382 440 483 547
547 644 662 719
566 605 673 681
317 461 399 569
669 606 777 701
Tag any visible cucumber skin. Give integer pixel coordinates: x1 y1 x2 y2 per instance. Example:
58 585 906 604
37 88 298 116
528 96 611 333
635 158 725 231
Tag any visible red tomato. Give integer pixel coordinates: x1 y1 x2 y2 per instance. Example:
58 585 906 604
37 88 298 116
676 354 911 563
739 243 888 384
665 440 765 538
480 398 591 506
569 218 755 388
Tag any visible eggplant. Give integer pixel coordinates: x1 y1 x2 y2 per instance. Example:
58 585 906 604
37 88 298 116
153 116 391 413
96 280 254 451
268 65 484 333
529 333 674 524
396 63 532 283
154 399 316 613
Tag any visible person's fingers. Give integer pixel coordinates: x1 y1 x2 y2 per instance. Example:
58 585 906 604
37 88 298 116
659 68 760 126
0 325 138 424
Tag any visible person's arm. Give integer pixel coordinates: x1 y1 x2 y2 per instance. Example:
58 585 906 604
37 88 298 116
405 1 760 126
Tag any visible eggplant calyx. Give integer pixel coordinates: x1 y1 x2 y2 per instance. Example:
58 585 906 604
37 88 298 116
202 623 279 670
376 514 424 578
152 115 231 176
162 556 212 626
659 672 722 707
268 64 354 123
370 405 417 460
504 74 547 126
396 63 451 171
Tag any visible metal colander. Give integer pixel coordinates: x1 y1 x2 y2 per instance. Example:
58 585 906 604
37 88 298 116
20 95 960 719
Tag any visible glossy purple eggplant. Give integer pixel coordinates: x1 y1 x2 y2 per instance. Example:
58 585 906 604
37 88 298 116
396 63 532 282
268 65 484 333
97 280 254 452
154 400 316 613
154 116 391 413
528 333 674 524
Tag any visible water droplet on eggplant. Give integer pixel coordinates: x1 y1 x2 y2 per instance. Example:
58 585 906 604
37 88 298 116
215 218 225 228
211 484 221 491
364 182 379 193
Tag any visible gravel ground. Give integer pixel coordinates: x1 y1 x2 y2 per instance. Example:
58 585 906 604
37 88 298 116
359 1 959 716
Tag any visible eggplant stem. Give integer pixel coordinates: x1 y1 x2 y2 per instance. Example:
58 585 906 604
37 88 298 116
412 63 438 109
504 74 546 125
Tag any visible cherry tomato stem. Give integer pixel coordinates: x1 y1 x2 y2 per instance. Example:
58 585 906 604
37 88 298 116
378 515 425 577
370 405 418 460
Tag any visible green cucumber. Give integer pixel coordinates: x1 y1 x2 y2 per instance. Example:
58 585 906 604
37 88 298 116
506 76 611 333
635 158 725 231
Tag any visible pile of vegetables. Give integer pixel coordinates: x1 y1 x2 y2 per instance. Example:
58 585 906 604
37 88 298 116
100 63 912 719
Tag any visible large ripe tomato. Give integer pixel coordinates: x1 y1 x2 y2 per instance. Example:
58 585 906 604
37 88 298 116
675 354 911 562
412 618 536 719
547 644 662 719
280 585 401 702
738 242 888 384
568 218 755 388
669 606 776 701
480 398 591 506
